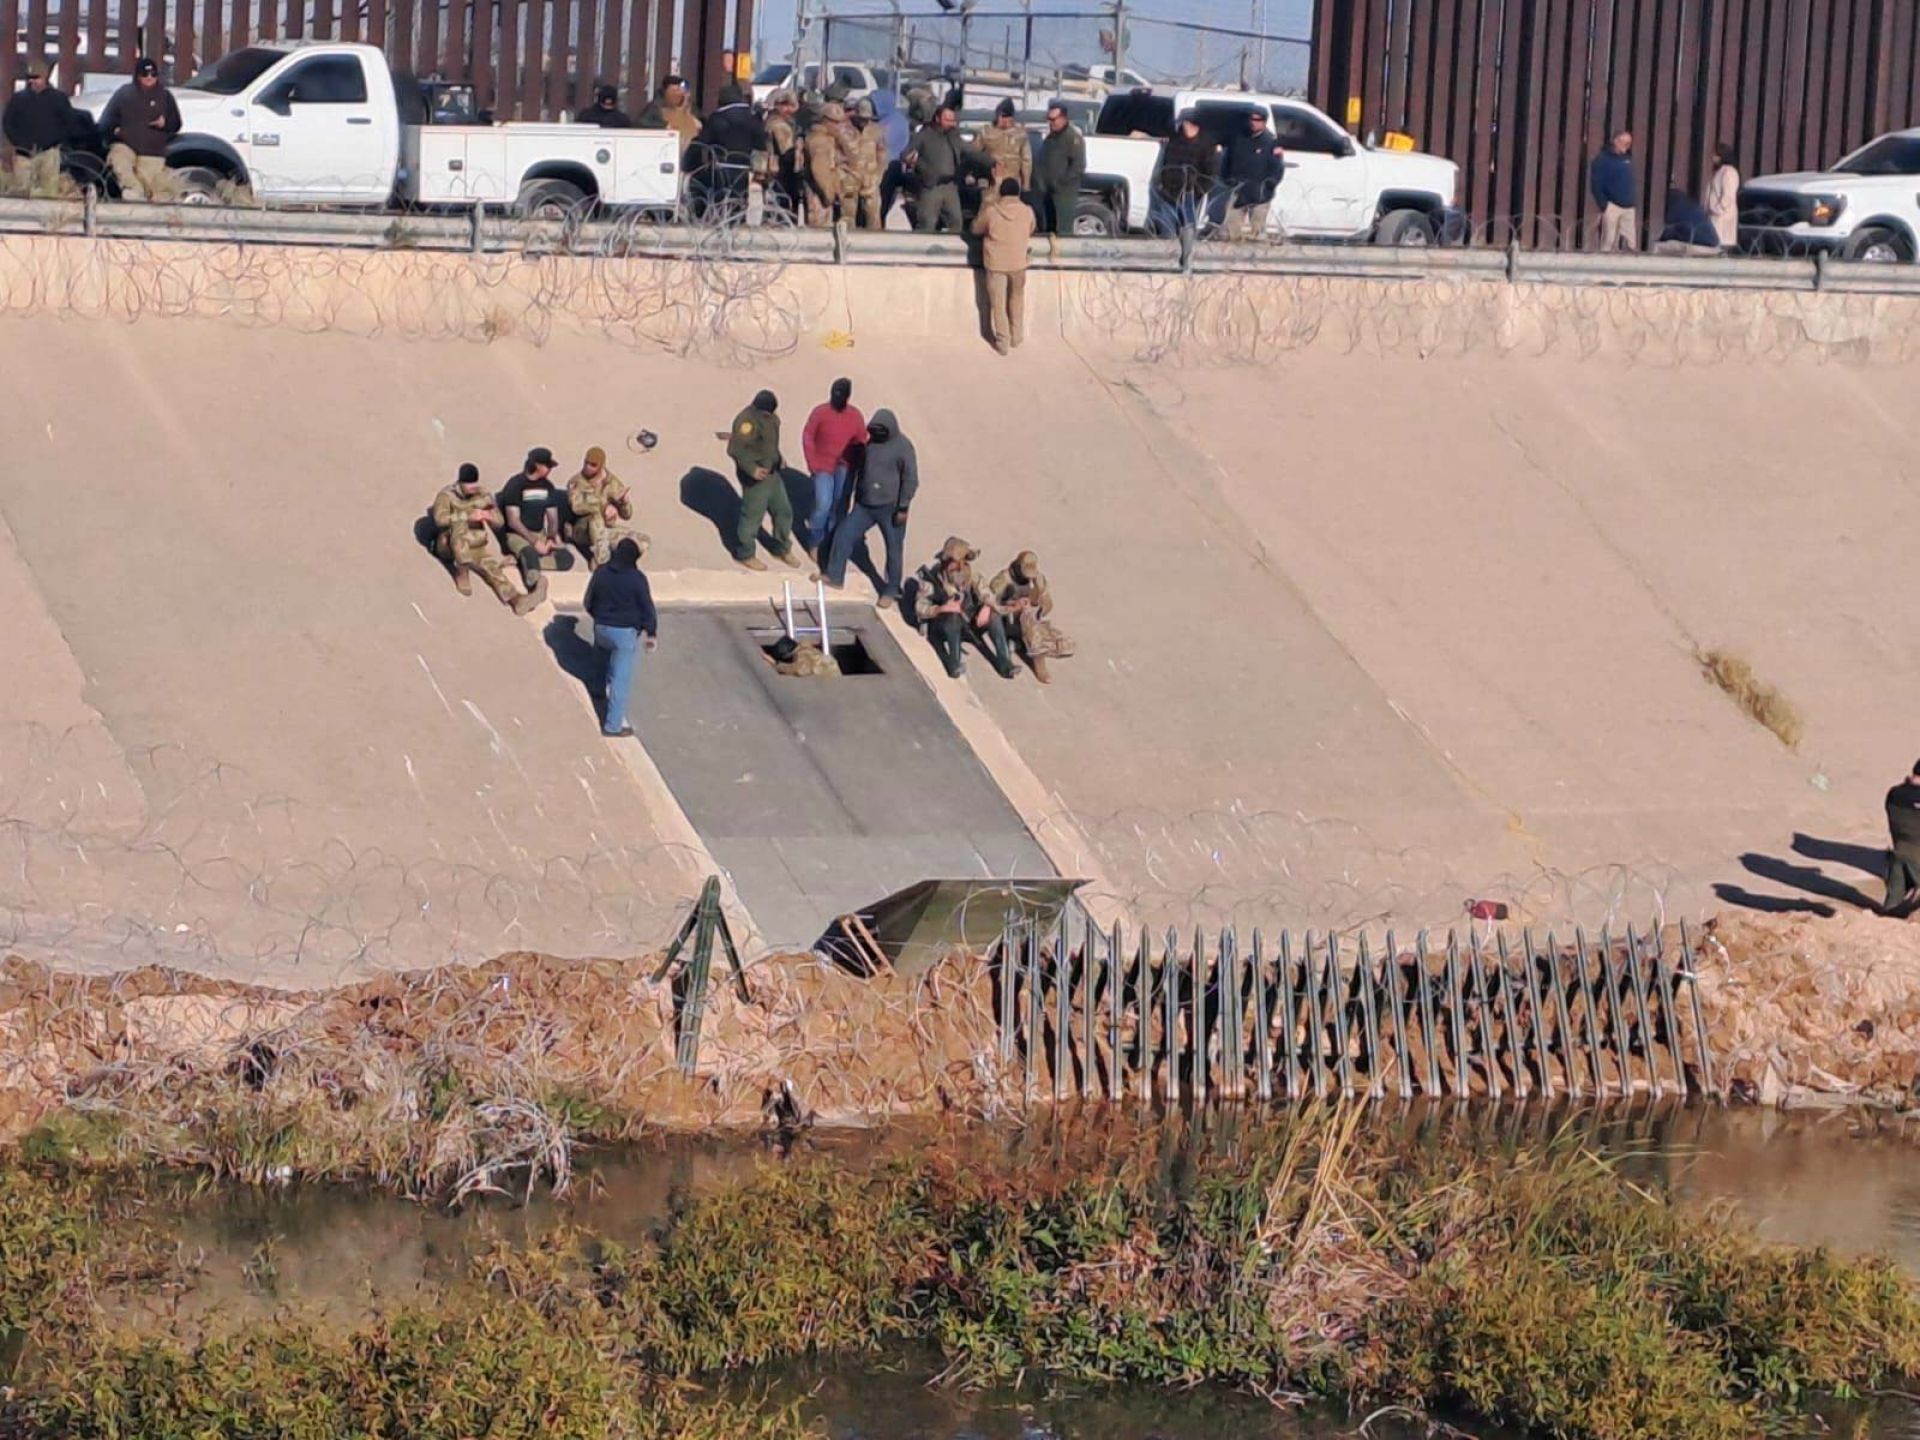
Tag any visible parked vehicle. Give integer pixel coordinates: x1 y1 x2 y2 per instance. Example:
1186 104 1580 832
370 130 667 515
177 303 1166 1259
1075 87 1459 243
69 40 681 214
749 61 892 105
1739 130 1920 263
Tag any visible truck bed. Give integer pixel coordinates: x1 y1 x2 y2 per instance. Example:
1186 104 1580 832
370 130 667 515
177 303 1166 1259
405 125 680 210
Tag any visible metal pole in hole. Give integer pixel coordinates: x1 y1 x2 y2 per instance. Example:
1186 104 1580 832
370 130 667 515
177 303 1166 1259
783 580 795 640
1543 928 1578 1097
1518 929 1553 1098
1356 931 1383 1099
1624 923 1660 1097
816 578 828 646
1678 919 1716 1097
1491 930 1525 1098
1278 931 1300 1100
1251 929 1272 1103
1647 922 1690 1093
1326 931 1355 1097
1466 930 1501 1100
1413 930 1441 1096
1571 927 1606 1096
1383 929 1412 1100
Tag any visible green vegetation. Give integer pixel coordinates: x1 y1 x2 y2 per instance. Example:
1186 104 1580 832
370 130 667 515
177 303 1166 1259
4 1114 1916 1440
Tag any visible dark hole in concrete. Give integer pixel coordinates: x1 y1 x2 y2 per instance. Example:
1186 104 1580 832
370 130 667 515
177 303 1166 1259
754 629 885 677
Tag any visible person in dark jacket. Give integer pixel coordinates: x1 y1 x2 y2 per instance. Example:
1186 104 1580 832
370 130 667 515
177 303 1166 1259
689 83 767 214
725 389 801 572
1654 186 1721 254
817 407 917 606
903 103 973 233
1032 101 1086 237
1884 760 1920 915
583 537 658 739
577 83 631 127
1219 108 1284 240
1589 131 1638 251
1151 113 1218 236
636 74 700 159
4 61 82 196
98 57 183 201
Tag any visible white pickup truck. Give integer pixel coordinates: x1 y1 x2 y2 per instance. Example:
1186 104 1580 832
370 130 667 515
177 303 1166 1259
73 41 681 215
1738 129 1920 263
1077 87 1460 244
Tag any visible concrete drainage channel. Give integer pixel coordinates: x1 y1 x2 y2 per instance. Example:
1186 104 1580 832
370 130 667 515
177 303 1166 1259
553 601 1059 954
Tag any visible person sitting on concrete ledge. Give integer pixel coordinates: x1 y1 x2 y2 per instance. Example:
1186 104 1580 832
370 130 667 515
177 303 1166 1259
1653 187 1723 256
431 464 543 614
566 445 648 567
987 549 1072 684
914 536 1017 681
500 446 576 585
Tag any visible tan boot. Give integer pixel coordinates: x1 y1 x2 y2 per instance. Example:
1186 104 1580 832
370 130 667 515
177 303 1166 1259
1030 655 1052 684
453 568 473 597
738 555 769 572
511 572 546 615
773 547 803 569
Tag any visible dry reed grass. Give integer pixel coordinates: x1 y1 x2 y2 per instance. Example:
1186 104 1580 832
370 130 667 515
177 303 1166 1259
1698 647 1804 748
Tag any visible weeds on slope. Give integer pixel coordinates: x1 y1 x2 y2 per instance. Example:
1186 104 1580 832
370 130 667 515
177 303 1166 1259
5 1114 1916 1440
1698 648 1804 749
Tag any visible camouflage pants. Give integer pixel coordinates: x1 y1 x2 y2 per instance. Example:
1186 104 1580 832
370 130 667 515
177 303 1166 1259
852 187 884 229
806 189 838 228
1011 607 1073 660
106 146 180 201
570 516 651 568
436 534 520 605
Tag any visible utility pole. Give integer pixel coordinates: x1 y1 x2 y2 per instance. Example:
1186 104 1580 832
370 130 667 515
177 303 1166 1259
789 0 807 78
1110 0 1126 85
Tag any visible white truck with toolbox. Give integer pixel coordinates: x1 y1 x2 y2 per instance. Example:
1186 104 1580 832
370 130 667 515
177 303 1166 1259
74 41 681 214
1738 129 1920 263
1077 87 1460 244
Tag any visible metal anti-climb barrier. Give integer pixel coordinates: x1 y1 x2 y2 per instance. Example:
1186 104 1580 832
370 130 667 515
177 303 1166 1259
990 911 1716 1105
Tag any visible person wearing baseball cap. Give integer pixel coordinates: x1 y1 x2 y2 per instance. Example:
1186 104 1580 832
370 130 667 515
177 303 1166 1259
2 60 81 198
498 447 574 589
98 56 182 201
577 82 630 128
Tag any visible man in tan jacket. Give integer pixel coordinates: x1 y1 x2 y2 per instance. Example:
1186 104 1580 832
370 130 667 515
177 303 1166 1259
971 177 1036 354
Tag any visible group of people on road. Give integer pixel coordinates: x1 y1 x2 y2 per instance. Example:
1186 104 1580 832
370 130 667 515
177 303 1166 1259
724 380 1069 683
1148 108 1287 240
1588 130 1742 254
3 55 181 200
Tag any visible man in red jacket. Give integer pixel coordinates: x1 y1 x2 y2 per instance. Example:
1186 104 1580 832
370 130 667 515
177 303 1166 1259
800 377 866 559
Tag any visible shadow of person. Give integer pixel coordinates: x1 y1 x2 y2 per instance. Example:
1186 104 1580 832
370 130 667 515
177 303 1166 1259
1792 833 1890 878
970 265 994 346
411 510 443 556
680 467 740 552
1738 852 1879 912
1711 883 1836 919
542 612 606 726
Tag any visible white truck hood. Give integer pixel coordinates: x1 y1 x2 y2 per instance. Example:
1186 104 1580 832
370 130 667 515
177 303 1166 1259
1367 145 1456 197
73 83 229 124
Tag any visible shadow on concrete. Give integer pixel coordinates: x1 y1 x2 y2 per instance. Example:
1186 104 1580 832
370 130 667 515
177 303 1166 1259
1737 851 1879 912
970 266 994 347
1792 832 1889 877
680 467 739 552
543 613 606 726
1712 883 1837 919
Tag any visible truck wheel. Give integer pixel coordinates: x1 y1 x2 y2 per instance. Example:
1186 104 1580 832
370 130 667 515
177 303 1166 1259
1071 197 1119 237
1375 208 1436 247
517 178 589 220
1842 225 1912 264
172 166 227 205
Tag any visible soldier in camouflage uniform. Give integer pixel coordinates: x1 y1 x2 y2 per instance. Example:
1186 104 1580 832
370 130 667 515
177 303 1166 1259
770 636 838 677
849 97 888 228
566 445 650 567
761 90 802 220
804 101 850 227
431 464 543 614
987 549 1071 683
915 536 1018 680
977 98 1032 193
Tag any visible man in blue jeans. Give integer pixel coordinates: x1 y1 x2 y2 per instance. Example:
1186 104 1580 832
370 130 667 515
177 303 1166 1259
814 407 918 608
582 537 658 738
800 377 866 559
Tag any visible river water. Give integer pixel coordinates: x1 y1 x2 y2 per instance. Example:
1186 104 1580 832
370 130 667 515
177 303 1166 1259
107 1102 1920 1439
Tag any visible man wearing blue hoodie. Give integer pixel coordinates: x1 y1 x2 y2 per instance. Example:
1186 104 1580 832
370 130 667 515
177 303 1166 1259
1589 131 1638 251
874 90 911 225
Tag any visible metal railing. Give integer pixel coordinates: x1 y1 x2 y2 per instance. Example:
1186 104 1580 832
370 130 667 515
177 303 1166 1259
991 910 1717 1106
8 194 1920 298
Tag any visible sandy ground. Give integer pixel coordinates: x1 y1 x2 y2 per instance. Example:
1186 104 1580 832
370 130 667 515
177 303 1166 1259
3 238 1920 974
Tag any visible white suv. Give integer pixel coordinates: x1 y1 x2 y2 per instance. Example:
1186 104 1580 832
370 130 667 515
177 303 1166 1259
1739 130 1920 263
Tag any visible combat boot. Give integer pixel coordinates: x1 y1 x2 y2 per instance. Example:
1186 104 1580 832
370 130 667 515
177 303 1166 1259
773 548 803 569
739 555 769 572
511 572 546 616
453 568 473 597
1030 655 1052 684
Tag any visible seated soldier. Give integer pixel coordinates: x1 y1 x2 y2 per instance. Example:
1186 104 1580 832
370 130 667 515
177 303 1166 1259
431 463 544 614
987 549 1073 683
566 445 649 567
913 536 1018 680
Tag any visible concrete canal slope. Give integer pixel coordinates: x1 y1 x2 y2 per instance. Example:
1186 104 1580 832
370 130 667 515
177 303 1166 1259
0 231 1916 973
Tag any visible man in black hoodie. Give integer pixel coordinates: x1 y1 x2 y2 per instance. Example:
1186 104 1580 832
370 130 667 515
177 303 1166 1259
690 83 767 214
577 84 631 128
1151 113 1218 236
99 57 182 201
583 537 658 739
4 62 81 196
1219 109 1284 240
816 407 917 607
